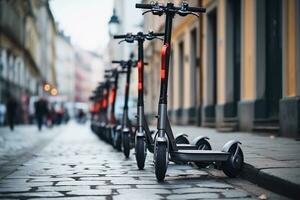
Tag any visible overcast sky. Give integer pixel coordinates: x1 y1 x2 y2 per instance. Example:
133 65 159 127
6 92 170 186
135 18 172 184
50 0 113 52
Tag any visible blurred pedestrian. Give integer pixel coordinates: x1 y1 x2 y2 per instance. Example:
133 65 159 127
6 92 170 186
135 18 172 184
6 95 17 131
34 97 48 131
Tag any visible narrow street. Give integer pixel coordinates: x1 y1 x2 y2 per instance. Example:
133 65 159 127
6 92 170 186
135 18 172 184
0 122 288 200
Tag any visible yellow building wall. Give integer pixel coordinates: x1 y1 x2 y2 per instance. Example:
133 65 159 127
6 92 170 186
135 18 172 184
217 0 226 104
171 16 199 109
241 0 255 100
201 7 209 106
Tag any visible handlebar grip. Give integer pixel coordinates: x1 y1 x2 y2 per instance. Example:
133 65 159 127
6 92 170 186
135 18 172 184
186 6 206 13
152 33 164 37
135 3 152 9
113 35 127 39
112 61 123 64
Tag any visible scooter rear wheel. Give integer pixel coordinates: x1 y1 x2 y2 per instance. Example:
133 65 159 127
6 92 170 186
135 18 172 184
194 139 212 168
135 137 146 170
154 142 168 181
123 132 130 158
174 134 189 164
222 144 244 177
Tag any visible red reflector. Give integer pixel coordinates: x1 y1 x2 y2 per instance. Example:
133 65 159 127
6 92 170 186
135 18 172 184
137 60 142 69
161 44 169 80
138 82 142 90
161 69 166 80
103 99 108 108
109 88 116 104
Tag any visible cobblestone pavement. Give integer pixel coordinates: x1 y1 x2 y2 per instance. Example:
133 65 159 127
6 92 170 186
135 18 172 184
0 125 61 179
0 122 289 199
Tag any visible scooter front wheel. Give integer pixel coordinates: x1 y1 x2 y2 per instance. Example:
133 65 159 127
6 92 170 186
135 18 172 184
154 142 168 181
194 139 212 168
135 136 146 170
123 132 130 158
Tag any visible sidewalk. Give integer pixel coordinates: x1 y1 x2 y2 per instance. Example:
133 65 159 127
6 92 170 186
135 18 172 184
170 125 300 199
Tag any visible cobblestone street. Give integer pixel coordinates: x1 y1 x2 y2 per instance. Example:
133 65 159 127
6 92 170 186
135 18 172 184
0 122 289 199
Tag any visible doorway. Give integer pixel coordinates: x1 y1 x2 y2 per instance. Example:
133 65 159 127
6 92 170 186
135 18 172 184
265 0 282 119
178 41 185 108
206 8 217 119
190 28 199 109
230 0 241 117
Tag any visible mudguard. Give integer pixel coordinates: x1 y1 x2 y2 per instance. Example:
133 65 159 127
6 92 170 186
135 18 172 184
175 133 188 139
191 136 210 145
122 127 130 133
116 125 122 131
136 130 145 137
156 136 168 143
222 140 241 152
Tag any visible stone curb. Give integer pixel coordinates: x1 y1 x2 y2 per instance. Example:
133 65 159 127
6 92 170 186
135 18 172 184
241 163 300 199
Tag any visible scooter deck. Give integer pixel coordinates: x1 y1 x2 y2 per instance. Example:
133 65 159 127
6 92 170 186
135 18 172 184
147 143 198 153
170 150 230 162
176 144 198 150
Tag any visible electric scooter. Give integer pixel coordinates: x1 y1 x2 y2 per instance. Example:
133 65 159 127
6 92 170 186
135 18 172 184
136 2 244 181
114 32 212 169
90 80 109 140
111 59 137 158
105 68 128 150
90 86 103 134
103 69 120 145
97 77 111 141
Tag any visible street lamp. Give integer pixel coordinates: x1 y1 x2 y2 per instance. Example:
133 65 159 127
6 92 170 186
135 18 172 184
43 83 51 92
108 8 120 36
50 88 58 96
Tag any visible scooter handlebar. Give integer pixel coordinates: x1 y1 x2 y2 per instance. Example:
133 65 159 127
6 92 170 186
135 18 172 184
135 2 206 13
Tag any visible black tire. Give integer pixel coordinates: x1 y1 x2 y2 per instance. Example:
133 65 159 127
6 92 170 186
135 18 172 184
222 144 244 177
154 142 168 181
175 135 189 144
109 128 113 145
194 139 212 168
135 137 146 170
111 129 116 148
123 132 130 158
115 130 122 151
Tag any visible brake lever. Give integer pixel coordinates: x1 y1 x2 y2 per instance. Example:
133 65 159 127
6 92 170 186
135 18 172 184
178 10 199 18
118 40 126 44
142 10 152 15
189 12 200 18
125 38 135 43
152 9 164 16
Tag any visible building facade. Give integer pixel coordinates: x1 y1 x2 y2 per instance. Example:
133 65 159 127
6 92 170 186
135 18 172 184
75 49 103 103
55 31 76 102
0 0 57 123
143 0 300 138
